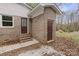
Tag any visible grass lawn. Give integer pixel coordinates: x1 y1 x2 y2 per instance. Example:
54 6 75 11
56 30 79 43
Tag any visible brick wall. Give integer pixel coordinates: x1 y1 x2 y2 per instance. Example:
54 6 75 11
32 7 56 43
0 16 21 45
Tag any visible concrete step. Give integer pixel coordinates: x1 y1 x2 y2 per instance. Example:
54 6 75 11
20 38 32 43
20 36 31 43
20 34 31 37
20 35 31 37
0 39 39 56
20 35 31 40
20 37 31 39
20 36 31 38
20 34 31 43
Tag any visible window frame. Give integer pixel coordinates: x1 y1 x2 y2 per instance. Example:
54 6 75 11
0 15 14 28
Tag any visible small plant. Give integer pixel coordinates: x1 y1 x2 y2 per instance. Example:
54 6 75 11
58 30 64 33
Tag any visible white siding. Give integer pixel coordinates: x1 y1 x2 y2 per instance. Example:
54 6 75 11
0 3 31 17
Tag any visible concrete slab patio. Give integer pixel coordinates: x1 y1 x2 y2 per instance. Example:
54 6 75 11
0 39 39 54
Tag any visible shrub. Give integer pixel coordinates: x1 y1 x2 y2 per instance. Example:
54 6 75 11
58 30 64 33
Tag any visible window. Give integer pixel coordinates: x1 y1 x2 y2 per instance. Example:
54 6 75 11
2 15 13 27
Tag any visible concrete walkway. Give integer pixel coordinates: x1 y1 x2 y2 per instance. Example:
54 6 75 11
0 39 39 54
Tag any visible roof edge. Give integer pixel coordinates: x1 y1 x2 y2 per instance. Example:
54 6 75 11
28 4 44 18
17 3 33 10
54 4 63 14
28 3 62 18
41 3 62 14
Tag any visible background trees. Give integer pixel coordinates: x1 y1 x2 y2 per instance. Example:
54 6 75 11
56 3 79 32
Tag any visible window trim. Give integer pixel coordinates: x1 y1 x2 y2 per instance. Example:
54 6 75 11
0 15 14 28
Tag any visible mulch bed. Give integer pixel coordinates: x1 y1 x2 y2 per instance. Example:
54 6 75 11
47 37 79 56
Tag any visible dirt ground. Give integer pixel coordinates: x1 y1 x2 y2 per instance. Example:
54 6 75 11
18 45 64 56
47 37 79 56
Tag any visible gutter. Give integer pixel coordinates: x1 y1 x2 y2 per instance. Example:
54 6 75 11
28 4 42 17
23 3 33 10
54 3 63 14
18 3 33 10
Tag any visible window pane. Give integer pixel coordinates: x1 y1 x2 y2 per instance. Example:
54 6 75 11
2 22 13 26
21 18 27 27
2 15 13 26
2 16 12 21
